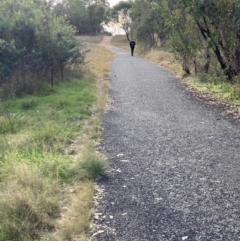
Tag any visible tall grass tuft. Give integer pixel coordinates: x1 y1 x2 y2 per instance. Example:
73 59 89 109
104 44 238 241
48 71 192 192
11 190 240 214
0 163 60 241
70 150 107 181
0 136 9 161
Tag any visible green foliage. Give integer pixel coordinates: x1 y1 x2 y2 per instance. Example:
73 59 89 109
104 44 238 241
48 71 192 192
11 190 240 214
166 8 201 74
0 77 96 171
0 0 84 96
21 100 38 110
0 116 25 134
69 152 107 180
0 136 9 162
55 0 110 35
0 74 102 240
129 0 240 83
111 0 133 41
179 0 240 80
130 0 171 48
0 101 26 134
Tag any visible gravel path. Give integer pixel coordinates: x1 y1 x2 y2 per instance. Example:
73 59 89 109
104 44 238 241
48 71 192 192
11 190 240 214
95 38 240 241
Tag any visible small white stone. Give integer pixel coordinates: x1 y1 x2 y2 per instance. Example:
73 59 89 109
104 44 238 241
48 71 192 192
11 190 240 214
182 236 188 240
120 160 130 163
154 197 163 203
92 230 105 237
117 153 124 157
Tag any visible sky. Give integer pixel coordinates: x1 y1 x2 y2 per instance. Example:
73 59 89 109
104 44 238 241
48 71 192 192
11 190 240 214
104 0 125 34
108 0 120 7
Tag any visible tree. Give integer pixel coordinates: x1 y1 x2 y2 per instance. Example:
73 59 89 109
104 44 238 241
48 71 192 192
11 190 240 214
130 0 171 48
162 1 202 74
87 0 110 35
181 0 240 81
55 0 110 35
111 1 133 41
0 0 83 93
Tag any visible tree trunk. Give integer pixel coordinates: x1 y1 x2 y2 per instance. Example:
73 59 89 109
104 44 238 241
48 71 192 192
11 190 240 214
60 62 64 82
51 62 54 88
194 59 197 75
195 18 233 81
125 30 130 42
203 47 210 74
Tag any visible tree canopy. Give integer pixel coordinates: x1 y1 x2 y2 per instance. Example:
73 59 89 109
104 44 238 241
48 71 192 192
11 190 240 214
110 1 133 41
127 0 240 81
0 0 83 96
54 0 110 35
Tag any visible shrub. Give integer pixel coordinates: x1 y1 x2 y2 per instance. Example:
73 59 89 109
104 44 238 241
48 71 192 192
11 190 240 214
69 151 107 180
0 115 25 134
0 0 84 97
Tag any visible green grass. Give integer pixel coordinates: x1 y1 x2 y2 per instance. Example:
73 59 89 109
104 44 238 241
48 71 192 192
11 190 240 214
0 79 96 180
0 36 115 241
8 79 95 125
1 79 95 145
0 76 103 241
69 150 107 181
187 76 240 105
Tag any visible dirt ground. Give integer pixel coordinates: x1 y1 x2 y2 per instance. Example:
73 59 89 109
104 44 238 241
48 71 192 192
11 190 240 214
99 36 114 49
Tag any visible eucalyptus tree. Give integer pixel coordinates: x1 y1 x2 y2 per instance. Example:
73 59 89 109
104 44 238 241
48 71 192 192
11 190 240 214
180 0 240 81
87 0 110 35
55 0 110 35
111 1 133 41
0 0 83 92
130 0 171 48
59 0 87 34
159 0 203 74
130 0 156 47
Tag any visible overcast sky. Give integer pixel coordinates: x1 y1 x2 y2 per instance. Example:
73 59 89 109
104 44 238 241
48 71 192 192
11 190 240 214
108 0 120 7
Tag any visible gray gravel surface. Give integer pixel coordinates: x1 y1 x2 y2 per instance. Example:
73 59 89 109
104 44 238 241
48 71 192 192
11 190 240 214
95 46 240 241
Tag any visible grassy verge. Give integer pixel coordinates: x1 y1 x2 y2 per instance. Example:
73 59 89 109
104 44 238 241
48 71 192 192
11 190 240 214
143 48 240 107
110 35 129 49
0 36 115 241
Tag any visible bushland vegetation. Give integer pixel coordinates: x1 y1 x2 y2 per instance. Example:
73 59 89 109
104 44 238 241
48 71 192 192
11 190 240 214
54 0 110 36
0 0 85 97
0 0 115 239
111 0 240 103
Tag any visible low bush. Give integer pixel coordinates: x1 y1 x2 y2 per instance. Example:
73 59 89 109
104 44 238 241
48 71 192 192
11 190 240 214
69 150 107 181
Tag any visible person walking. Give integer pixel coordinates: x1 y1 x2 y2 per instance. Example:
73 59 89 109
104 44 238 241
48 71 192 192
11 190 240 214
129 40 136 56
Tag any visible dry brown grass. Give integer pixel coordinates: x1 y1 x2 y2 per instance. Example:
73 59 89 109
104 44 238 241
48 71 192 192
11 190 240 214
110 34 129 50
77 35 103 44
144 50 185 77
84 43 115 79
81 41 115 137
0 163 60 240
110 35 184 77
53 37 115 241
66 41 115 159
57 182 95 241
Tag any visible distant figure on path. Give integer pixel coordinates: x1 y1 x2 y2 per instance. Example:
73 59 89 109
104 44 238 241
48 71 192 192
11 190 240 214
129 40 136 56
